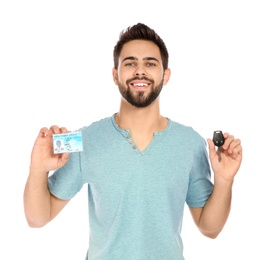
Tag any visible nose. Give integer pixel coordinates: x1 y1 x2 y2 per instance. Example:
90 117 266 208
133 65 147 76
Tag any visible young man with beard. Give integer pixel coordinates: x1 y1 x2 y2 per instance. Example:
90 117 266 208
24 23 243 259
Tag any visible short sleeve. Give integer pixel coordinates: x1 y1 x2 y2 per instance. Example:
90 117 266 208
48 151 83 200
186 139 213 208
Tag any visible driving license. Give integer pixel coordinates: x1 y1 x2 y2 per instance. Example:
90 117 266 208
52 131 83 154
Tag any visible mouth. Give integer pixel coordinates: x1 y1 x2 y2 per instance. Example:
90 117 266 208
130 81 151 90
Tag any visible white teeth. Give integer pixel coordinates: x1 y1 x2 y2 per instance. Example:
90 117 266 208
134 83 148 87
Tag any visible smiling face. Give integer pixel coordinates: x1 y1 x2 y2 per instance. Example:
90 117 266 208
113 40 170 108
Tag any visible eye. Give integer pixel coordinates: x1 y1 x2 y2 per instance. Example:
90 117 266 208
146 62 156 67
125 62 135 67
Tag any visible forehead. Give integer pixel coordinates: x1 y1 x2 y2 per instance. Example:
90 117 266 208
119 40 161 60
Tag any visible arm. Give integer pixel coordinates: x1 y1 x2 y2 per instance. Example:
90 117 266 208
189 133 242 238
23 126 70 228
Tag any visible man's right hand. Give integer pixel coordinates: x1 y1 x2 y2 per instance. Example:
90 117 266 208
30 125 70 173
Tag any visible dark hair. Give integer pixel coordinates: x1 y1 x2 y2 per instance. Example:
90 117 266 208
113 23 169 70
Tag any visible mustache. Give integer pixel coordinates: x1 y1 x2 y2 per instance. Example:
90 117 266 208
126 77 154 84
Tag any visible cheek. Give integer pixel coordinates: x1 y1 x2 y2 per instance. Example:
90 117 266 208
116 71 128 84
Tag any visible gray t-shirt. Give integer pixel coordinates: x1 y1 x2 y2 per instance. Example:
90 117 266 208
48 114 213 260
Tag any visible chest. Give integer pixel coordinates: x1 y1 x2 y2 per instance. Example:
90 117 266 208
82 139 194 205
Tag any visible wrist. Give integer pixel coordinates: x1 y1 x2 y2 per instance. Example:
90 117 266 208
29 166 49 176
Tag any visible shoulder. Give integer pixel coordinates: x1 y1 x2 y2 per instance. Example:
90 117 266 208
168 119 205 144
80 116 113 134
78 115 118 146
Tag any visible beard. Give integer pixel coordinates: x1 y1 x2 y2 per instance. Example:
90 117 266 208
117 77 164 108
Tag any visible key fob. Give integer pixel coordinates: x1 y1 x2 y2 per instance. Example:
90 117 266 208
213 130 225 147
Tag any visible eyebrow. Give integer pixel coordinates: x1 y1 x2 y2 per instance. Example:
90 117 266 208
121 56 160 63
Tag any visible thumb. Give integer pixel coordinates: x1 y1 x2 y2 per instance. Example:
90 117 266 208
207 138 216 159
57 153 69 168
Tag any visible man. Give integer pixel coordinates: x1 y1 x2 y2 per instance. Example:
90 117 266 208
24 23 242 259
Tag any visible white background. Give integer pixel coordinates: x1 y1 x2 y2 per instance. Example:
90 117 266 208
1 1 273 259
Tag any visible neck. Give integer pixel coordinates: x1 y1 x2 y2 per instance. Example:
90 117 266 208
115 98 167 134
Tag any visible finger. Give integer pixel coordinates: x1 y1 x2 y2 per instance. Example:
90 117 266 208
227 138 241 154
38 127 49 137
222 134 234 150
222 132 229 139
231 146 242 160
207 138 216 158
49 125 62 134
60 127 69 134
228 140 242 160
62 153 69 161
57 153 69 168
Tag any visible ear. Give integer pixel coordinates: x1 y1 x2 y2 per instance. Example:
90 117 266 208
163 68 171 85
112 68 118 85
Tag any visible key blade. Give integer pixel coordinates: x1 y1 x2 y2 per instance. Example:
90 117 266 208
218 147 222 162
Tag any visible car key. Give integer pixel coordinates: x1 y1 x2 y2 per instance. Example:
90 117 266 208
213 130 225 162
